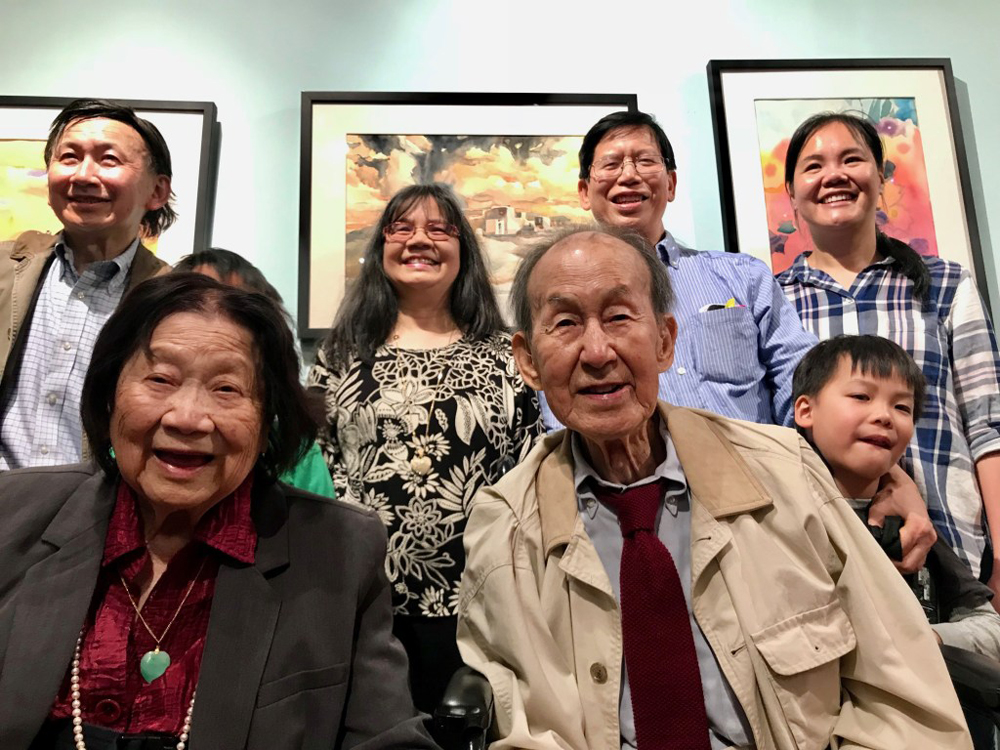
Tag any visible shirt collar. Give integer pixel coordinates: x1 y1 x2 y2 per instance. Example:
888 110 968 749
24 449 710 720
571 414 687 502
656 231 682 269
783 250 896 286
103 474 258 566
54 233 140 289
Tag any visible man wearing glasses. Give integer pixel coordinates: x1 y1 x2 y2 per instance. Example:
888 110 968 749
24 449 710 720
550 111 936 570
565 110 817 430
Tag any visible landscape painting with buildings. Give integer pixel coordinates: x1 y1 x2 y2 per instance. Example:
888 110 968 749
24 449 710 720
345 133 591 298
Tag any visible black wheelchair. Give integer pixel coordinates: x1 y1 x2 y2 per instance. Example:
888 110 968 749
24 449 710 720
431 649 1000 750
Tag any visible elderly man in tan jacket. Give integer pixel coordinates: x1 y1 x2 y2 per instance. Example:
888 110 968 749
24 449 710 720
456 226 971 749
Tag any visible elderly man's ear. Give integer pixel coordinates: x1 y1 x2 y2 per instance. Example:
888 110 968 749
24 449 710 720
657 314 677 374
512 330 542 391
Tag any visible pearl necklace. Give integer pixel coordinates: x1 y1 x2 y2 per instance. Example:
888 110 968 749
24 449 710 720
69 630 196 750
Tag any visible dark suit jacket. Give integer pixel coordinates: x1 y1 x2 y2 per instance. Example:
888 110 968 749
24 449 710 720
0 463 439 750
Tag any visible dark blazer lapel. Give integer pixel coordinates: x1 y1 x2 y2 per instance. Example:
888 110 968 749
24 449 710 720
0 471 113 746
188 483 288 749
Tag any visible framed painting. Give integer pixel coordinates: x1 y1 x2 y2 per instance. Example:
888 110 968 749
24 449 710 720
0 96 218 264
706 59 987 303
299 91 637 337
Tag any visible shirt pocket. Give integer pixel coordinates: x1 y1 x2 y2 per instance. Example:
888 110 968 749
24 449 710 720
256 663 349 707
750 600 856 748
691 306 758 385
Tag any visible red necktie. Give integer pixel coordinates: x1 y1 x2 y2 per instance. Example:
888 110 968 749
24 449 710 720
597 481 711 750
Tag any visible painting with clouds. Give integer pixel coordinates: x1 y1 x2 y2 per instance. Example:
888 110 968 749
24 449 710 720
300 94 636 334
345 133 590 292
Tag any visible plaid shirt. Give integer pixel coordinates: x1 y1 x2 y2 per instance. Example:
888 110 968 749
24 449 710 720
777 252 1000 576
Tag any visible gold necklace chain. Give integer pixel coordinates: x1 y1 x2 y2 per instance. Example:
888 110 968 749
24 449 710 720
391 330 459 476
119 556 207 649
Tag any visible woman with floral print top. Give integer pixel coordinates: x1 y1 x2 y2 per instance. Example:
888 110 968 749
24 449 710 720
308 183 542 712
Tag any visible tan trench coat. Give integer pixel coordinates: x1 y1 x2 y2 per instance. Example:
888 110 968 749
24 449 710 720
457 402 971 750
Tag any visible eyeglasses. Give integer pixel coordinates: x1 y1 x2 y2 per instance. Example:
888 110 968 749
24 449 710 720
383 221 459 241
590 155 667 182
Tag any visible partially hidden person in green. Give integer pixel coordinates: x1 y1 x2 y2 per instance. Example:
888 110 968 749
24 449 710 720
174 248 334 498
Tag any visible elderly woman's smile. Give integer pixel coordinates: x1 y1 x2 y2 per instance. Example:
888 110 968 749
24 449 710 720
110 310 266 519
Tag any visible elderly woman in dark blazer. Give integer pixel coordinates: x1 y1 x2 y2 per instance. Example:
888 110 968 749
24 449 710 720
0 274 437 750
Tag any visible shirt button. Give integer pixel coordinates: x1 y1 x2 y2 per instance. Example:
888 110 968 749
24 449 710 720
590 662 608 684
47 393 57 405
39 445 49 455
94 698 122 723
62 341 72 351
77 291 86 300
677 367 687 375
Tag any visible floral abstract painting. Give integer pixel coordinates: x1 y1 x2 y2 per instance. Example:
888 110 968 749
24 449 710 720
754 97 937 275
345 134 590 288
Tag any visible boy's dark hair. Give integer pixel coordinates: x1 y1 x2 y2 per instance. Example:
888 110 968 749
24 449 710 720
793 335 926 421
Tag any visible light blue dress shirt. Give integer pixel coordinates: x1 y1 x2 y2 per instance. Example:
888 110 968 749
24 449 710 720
572 421 751 750
540 234 817 431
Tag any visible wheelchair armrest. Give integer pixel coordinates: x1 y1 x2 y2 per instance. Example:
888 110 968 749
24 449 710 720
434 665 494 732
941 643 1000 710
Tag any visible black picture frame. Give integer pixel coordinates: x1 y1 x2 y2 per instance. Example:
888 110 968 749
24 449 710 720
0 95 219 262
298 91 637 338
706 58 988 308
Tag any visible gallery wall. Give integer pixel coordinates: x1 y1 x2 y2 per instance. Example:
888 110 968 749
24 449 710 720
5 0 1000 328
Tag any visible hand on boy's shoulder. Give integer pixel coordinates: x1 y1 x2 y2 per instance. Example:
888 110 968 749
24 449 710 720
871 467 937 574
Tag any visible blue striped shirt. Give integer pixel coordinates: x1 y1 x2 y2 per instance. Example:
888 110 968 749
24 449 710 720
777 252 1000 576
540 234 817 429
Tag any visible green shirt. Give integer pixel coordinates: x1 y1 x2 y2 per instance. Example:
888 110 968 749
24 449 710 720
279 441 335 499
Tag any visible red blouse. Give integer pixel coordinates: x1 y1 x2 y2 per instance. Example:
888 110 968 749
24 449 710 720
49 477 256 734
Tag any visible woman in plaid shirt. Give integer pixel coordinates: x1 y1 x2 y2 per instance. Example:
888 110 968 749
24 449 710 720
777 112 1000 601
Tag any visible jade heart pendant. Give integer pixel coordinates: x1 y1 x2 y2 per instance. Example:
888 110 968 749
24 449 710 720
140 648 171 683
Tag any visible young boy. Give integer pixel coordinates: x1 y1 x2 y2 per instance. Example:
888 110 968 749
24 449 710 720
793 334 1000 660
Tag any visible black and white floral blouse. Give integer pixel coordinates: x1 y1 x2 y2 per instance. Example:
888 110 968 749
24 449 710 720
307 332 543 617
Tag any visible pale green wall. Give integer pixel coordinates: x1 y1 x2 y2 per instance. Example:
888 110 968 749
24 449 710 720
5 0 1000 324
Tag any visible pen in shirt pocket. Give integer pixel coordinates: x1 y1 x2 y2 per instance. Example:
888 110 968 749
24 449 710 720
699 297 745 312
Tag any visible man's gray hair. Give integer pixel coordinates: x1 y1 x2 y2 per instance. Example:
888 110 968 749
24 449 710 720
510 224 674 338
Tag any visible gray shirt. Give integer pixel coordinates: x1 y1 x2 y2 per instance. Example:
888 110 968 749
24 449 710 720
572 422 751 750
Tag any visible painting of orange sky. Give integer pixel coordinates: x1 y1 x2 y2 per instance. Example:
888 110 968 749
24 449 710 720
346 134 590 286
0 138 159 252
0 140 62 240
755 98 937 275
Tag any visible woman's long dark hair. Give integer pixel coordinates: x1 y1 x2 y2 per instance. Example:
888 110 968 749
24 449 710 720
784 112 931 301
321 183 505 369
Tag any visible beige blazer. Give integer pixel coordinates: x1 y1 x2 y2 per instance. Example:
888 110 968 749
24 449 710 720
457 402 972 750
